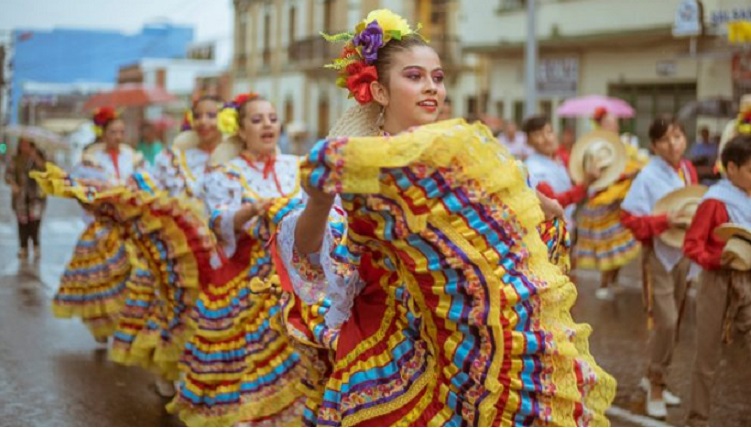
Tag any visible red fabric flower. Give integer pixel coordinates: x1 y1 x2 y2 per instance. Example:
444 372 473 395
232 92 259 109
341 44 358 59
93 106 117 127
345 61 378 105
593 106 608 122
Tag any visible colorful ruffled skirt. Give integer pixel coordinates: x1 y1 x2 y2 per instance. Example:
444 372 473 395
53 220 131 340
168 198 307 427
281 119 616 426
575 176 641 272
108 172 215 380
33 164 215 376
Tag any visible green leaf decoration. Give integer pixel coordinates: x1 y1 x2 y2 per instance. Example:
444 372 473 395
386 30 402 41
320 31 353 43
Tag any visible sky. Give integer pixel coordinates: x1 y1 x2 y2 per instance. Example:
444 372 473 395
0 0 234 66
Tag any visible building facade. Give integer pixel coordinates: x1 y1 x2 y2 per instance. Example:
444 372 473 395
117 57 224 143
8 24 194 125
232 0 749 145
231 0 465 150
457 0 749 142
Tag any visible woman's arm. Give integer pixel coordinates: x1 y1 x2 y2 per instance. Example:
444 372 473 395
294 186 335 255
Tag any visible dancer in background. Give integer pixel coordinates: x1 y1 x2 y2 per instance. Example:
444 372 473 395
574 108 643 300
110 96 224 397
168 93 307 426
51 107 143 344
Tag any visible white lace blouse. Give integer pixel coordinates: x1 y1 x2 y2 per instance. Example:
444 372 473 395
151 147 212 197
203 154 302 258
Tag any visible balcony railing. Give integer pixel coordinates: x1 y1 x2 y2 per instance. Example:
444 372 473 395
288 36 347 68
288 33 461 69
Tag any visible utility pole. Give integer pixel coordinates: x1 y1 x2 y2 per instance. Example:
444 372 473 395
0 45 5 120
524 0 538 117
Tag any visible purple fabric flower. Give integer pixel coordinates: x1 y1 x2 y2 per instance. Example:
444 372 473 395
353 20 383 64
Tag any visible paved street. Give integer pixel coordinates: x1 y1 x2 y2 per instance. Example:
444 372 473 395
1 180 750 426
0 184 182 426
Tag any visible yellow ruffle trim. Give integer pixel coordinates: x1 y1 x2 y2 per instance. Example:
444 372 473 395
301 119 617 426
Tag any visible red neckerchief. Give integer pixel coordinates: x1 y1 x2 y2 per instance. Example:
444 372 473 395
240 152 284 195
106 147 120 179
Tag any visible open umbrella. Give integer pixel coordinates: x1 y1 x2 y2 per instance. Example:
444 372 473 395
3 124 65 146
557 95 635 118
83 83 178 110
677 97 737 121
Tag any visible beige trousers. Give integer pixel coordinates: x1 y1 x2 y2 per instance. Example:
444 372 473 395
646 250 690 385
686 270 751 426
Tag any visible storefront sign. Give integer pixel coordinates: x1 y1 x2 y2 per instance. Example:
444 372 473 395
537 57 578 97
673 0 703 37
711 7 751 26
656 60 677 77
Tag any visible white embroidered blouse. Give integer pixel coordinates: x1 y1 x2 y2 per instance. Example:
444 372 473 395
203 153 302 257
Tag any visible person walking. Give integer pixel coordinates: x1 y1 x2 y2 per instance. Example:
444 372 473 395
5 138 47 260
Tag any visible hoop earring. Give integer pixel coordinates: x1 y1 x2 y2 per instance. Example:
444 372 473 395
376 106 385 129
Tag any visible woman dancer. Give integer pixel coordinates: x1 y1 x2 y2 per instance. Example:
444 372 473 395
110 96 224 396
168 93 308 426
52 107 142 343
274 9 615 426
574 108 643 300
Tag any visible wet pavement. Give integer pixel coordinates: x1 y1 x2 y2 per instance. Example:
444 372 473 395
0 184 181 426
1 177 750 426
574 264 751 426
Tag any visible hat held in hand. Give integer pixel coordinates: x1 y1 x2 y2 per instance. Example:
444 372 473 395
714 224 751 271
653 185 708 248
569 130 627 191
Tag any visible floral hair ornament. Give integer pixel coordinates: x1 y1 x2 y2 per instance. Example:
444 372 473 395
323 9 425 105
592 106 608 123
737 104 751 135
217 92 259 135
92 106 119 137
181 109 194 132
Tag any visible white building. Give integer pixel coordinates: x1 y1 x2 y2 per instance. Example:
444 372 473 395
232 0 466 151
456 0 750 141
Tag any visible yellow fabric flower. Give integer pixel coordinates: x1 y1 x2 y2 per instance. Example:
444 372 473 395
217 107 239 136
362 9 412 39
728 20 751 44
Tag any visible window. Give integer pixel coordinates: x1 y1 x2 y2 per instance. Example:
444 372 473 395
317 98 330 139
539 100 552 118
495 100 505 118
236 12 248 71
609 82 697 146
513 100 524 125
499 0 526 10
263 13 271 65
466 96 478 119
288 6 297 44
284 98 294 123
323 0 335 31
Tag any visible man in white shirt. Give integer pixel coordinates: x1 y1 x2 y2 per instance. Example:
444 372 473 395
498 121 534 160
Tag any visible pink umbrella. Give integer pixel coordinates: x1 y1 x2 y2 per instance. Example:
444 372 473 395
556 95 635 118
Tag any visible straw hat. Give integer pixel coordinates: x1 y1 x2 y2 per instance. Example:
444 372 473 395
568 130 628 191
327 102 382 138
714 223 751 271
172 130 201 151
653 185 708 248
209 135 244 166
